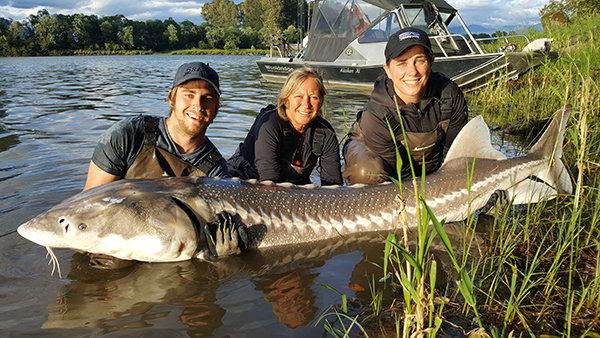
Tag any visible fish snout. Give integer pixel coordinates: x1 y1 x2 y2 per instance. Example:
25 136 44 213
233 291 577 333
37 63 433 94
16 218 40 243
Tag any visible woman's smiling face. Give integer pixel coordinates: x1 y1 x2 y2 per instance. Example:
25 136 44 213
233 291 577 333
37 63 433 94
383 45 431 104
284 76 322 134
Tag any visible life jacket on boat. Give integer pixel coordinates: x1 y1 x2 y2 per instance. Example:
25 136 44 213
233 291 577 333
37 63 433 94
124 116 222 179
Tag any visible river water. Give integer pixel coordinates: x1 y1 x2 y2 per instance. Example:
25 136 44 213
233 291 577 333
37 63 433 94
0 54 391 337
0 55 507 337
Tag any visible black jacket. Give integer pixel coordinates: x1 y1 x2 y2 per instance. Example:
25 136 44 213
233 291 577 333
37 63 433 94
228 105 342 186
358 72 468 179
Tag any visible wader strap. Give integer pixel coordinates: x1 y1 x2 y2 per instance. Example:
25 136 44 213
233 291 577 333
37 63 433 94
437 74 453 121
143 115 158 146
282 124 326 159
312 128 325 157
196 147 221 175
138 115 221 177
363 101 400 132
282 126 293 158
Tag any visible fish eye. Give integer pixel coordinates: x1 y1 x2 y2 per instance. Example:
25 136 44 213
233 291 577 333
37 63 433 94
78 223 87 230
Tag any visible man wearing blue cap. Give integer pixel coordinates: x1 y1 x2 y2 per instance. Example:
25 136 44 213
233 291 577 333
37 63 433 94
84 61 229 190
343 27 469 184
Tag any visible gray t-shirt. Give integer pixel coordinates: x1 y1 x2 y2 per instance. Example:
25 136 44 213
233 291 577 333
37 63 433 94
91 115 229 178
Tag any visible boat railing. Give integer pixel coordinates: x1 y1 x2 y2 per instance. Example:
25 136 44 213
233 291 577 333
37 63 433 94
269 45 284 58
475 35 531 46
430 33 477 57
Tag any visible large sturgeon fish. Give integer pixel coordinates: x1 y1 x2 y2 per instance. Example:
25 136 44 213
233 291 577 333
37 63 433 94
18 106 573 263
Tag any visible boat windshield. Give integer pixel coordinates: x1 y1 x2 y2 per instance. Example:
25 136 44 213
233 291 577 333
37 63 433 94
312 0 373 38
305 0 380 61
395 4 463 56
304 0 467 61
357 12 400 43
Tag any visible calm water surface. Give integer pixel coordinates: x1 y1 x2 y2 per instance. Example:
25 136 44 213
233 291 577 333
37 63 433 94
0 55 399 337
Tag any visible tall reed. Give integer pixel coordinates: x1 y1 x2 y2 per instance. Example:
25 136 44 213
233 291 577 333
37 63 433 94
466 13 600 336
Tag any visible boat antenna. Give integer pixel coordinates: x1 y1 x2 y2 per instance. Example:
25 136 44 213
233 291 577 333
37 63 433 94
298 0 303 53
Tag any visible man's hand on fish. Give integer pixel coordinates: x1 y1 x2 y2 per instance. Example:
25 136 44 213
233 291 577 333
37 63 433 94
204 211 249 258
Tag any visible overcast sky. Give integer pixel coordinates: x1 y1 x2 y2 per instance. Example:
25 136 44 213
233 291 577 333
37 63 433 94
0 0 548 30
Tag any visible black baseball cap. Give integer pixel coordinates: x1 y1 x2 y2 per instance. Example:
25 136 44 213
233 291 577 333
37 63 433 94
172 62 220 95
384 27 433 61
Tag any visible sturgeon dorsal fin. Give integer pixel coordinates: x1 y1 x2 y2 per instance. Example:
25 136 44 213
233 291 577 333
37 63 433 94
444 115 506 164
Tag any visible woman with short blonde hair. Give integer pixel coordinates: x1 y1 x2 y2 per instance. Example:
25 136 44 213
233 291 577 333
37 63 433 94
227 67 341 186
276 68 327 121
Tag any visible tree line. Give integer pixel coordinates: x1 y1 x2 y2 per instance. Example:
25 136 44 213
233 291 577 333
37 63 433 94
0 0 309 56
2 0 595 57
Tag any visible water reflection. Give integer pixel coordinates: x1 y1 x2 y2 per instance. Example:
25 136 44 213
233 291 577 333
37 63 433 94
35 223 488 336
0 130 20 153
254 265 320 328
45 255 226 336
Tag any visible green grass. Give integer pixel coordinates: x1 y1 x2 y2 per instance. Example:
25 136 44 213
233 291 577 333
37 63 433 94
26 47 269 57
320 13 600 338
166 48 269 55
444 13 600 334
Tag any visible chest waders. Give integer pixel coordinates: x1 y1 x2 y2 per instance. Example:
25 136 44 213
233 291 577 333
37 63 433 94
343 76 453 184
124 116 221 179
280 123 326 185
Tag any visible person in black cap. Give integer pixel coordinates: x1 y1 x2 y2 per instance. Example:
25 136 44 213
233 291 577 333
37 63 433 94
342 27 468 184
83 61 229 191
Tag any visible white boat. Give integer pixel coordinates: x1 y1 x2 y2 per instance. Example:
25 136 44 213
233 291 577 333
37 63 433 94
256 0 557 91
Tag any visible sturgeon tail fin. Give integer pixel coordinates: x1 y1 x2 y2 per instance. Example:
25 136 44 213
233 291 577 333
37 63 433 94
528 104 573 195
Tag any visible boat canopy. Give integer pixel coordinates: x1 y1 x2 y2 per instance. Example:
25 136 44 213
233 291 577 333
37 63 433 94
303 0 457 62
362 0 455 12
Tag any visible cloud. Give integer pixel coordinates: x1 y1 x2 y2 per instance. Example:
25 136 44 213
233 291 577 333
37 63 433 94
0 0 79 9
447 0 546 28
1 0 546 28
0 0 209 24
82 0 207 22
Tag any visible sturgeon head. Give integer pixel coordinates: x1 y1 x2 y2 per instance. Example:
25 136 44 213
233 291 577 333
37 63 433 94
17 178 212 262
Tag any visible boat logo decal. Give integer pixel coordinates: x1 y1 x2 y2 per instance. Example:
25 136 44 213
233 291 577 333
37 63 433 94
398 31 420 41
340 68 358 74
264 65 294 74
345 48 353 56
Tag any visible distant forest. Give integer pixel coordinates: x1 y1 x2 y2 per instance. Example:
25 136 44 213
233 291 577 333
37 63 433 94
1 0 528 57
0 0 309 56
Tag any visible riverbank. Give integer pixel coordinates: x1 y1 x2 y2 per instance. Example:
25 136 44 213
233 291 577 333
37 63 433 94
6 48 270 57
